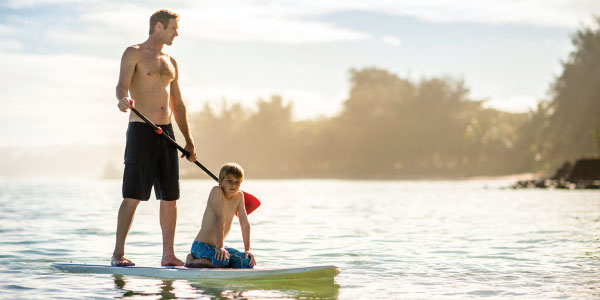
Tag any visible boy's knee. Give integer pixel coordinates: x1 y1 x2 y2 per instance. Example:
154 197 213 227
229 254 253 269
210 257 230 267
237 258 253 269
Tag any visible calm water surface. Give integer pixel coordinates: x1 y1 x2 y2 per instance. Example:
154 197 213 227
0 179 598 299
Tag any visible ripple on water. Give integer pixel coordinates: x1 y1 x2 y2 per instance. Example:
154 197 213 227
467 289 504 296
72 228 112 236
430 250 470 254
1 239 44 246
467 255 534 262
21 248 73 257
3 284 35 291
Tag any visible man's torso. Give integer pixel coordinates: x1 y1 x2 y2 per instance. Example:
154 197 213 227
129 45 176 124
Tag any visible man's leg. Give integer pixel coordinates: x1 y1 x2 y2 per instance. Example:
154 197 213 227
111 198 140 266
160 200 184 266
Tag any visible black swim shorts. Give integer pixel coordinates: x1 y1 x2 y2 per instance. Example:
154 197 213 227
122 122 179 201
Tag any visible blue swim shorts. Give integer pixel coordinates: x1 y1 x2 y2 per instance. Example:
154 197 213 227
190 241 253 269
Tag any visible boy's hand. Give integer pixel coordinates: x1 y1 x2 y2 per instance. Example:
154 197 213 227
215 247 230 262
245 251 256 267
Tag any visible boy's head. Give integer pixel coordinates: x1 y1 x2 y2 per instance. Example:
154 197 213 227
219 163 244 182
218 163 244 196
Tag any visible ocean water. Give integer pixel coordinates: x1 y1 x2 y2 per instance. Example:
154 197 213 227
0 178 598 299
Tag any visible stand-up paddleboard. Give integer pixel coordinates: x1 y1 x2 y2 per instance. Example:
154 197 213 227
51 263 340 280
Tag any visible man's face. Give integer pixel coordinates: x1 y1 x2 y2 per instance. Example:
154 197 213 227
162 18 179 45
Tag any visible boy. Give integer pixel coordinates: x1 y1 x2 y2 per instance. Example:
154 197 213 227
185 163 256 268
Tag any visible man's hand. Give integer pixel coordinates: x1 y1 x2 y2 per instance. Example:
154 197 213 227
182 142 196 162
245 251 256 267
117 97 133 112
215 247 230 262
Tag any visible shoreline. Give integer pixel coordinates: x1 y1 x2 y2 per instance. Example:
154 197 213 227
465 172 546 182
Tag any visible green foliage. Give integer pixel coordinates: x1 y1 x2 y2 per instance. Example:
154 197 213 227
185 68 526 178
187 96 297 178
524 16 600 167
183 18 600 178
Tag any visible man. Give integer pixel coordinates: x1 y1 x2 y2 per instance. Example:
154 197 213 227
112 9 196 267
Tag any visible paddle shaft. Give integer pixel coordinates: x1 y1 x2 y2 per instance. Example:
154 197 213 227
126 101 261 215
129 106 219 181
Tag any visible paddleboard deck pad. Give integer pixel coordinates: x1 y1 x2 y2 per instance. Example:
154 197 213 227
51 263 340 280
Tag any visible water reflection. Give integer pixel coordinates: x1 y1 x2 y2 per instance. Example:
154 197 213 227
190 278 340 299
113 275 340 299
113 275 176 299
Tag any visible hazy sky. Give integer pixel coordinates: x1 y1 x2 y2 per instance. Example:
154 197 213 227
1 0 598 146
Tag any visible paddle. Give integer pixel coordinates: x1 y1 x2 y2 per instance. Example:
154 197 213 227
127 100 261 215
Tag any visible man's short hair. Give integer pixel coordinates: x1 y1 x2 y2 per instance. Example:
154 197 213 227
219 163 244 181
149 9 179 34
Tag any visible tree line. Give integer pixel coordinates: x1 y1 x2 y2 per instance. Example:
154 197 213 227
181 18 600 179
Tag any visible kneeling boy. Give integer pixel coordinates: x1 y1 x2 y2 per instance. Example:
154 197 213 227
185 163 256 268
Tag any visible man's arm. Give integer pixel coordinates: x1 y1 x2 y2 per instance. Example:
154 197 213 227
169 57 197 162
237 193 256 267
115 46 138 112
208 187 229 261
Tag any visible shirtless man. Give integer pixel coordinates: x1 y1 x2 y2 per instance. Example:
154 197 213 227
186 163 256 268
111 9 197 267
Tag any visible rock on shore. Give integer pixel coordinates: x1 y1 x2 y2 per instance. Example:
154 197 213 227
512 158 600 189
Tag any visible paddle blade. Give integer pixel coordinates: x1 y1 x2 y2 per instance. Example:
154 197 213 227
242 191 261 215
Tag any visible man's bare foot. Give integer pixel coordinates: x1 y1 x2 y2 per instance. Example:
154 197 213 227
161 256 184 267
111 256 135 266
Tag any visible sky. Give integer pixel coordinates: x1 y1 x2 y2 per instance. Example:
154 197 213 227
1 0 599 147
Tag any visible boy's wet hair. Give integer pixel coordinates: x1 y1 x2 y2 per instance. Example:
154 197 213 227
219 163 244 181
149 9 179 34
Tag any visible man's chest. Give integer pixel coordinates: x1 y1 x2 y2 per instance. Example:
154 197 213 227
136 54 175 79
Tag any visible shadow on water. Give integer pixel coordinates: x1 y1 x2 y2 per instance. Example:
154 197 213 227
113 275 340 299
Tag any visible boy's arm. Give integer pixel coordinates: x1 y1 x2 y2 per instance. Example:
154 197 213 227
237 193 256 267
208 187 229 260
